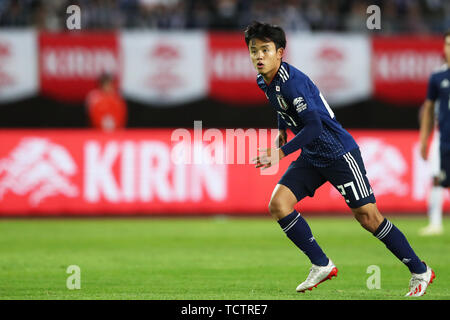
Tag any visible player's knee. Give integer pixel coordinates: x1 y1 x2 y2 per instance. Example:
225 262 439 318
268 197 293 219
352 203 383 233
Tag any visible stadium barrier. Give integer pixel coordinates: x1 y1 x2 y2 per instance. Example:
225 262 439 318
0 129 447 216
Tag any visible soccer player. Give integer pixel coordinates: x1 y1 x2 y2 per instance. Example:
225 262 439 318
419 30 450 235
245 21 435 297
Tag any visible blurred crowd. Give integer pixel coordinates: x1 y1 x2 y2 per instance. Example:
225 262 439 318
0 0 449 34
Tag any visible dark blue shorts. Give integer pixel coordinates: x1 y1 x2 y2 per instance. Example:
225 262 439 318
279 148 376 209
439 148 450 187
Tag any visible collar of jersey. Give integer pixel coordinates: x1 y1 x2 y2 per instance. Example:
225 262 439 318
263 62 286 87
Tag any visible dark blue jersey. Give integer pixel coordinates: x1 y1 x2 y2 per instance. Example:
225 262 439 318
427 64 450 151
257 61 358 167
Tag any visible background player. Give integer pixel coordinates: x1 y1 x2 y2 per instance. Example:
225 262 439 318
85 73 128 132
419 103 444 236
246 21 434 297
419 30 450 235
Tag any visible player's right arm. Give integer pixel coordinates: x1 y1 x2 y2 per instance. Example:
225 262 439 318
275 113 287 147
419 99 435 160
275 129 287 147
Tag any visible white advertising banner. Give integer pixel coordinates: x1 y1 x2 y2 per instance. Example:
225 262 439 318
120 31 208 106
287 33 372 107
0 30 38 102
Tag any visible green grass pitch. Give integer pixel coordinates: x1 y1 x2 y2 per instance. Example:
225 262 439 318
0 216 449 300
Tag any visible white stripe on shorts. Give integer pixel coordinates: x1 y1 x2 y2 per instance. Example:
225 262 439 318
346 152 369 198
343 153 366 199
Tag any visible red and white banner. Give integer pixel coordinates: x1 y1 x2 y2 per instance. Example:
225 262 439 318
120 31 208 106
39 32 121 103
0 30 38 102
0 129 448 216
207 33 372 107
0 32 448 106
288 33 372 107
372 36 444 105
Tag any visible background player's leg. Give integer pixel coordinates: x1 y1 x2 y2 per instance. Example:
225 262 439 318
428 180 443 227
420 177 444 235
269 184 329 266
421 130 444 235
352 203 427 274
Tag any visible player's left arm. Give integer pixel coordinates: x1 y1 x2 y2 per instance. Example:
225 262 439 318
253 81 323 169
279 110 323 156
254 111 322 169
278 79 323 157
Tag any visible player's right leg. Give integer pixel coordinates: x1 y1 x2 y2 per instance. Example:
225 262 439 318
270 158 337 292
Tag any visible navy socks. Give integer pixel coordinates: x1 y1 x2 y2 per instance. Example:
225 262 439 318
373 218 426 274
278 210 329 266
278 212 425 274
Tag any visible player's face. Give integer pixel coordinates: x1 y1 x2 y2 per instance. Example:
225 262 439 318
445 35 450 64
248 38 283 78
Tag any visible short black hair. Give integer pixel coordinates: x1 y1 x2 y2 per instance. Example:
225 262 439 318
244 21 286 50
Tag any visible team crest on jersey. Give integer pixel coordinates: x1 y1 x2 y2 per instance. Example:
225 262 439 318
293 96 307 113
441 79 450 88
276 94 288 110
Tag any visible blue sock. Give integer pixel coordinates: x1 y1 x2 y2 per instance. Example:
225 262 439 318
278 210 329 266
373 218 426 274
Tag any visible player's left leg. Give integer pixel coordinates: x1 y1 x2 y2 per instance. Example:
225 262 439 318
352 203 426 274
352 202 435 297
325 148 435 296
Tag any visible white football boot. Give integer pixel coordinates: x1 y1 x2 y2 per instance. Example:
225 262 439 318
419 224 443 236
296 259 338 293
405 263 436 297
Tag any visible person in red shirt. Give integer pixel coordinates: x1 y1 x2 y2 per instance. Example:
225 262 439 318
86 73 127 131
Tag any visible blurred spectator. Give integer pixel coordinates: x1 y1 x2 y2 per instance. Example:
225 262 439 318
0 0 449 34
186 0 212 29
210 0 239 30
0 0 31 27
403 0 430 34
344 1 369 33
86 73 127 132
